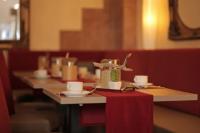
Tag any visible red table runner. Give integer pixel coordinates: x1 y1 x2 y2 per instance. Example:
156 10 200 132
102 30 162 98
80 89 153 133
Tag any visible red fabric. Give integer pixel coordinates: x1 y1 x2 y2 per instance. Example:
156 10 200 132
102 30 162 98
0 52 15 115
8 50 46 90
8 49 104 71
147 49 200 115
104 49 200 115
80 104 105 126
0 78 11 133
8 49 104 90
81 89 153 133
8 49 200 115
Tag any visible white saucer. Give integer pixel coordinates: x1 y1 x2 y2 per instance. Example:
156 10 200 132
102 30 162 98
132 82 153 88
61 91 90 97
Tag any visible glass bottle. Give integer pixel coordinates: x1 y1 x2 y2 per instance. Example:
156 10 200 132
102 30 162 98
38 56 49 70
110 59 121 82
100 59 121 87
62 58 77 81
51 57 62 77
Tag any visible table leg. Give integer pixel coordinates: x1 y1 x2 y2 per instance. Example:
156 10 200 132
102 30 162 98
60 104 85 133
60 104 105 133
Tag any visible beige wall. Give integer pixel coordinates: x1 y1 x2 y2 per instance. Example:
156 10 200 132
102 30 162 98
30 0 200 51
30 0 103 51
179 0 200 28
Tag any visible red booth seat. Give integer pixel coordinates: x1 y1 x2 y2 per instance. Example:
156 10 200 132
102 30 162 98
8 49 200 116
102 49 200 115
8 49 105 90
146 49 200 115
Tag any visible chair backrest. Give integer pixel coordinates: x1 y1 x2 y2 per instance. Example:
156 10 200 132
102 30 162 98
0 78 11 133
0 51 15 115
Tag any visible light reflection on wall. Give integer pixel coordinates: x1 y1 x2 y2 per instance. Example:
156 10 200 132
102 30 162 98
142 0 158 49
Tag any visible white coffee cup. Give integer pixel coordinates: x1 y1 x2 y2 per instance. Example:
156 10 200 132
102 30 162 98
67 81 83 94
34 69 48 78
134 75 148 86
108 81 122 90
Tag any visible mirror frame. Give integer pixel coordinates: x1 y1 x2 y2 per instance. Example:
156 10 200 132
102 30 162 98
0 0 29 47
169 0 200 40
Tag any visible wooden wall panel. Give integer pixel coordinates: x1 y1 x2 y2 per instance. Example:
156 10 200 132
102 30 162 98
82 9 115 50
122 0 138 49
60 31 81 50
60 0 137 50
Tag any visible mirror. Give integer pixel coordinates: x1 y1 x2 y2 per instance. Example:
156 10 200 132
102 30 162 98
169 0 200 40
0 0 29 45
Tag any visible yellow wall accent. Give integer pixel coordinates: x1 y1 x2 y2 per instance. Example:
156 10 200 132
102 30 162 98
140 0 200 49
142 0 159 49
30 0 103 51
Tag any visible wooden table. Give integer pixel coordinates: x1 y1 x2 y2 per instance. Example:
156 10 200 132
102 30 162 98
14 71 198 104
43 87 198 104
136 87 198 102
14 71 66 89
14 71 95 89
14 71 198 133
43 87 106 104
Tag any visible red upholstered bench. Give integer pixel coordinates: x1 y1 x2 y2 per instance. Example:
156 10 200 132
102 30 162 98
146 49 200 115
8 49 105 90
104 49 200 115
8 48 200 116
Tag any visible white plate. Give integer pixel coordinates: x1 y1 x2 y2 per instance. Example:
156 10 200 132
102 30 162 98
132 82 153 88
61 91 90 97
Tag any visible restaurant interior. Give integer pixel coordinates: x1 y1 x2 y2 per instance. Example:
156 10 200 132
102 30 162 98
0 0 200 133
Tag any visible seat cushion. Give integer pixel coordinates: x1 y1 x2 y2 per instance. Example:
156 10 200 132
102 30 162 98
15 102 60 130
11 113 51 133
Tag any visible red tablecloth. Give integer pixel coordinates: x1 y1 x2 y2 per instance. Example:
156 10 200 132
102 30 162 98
80 89 153 133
